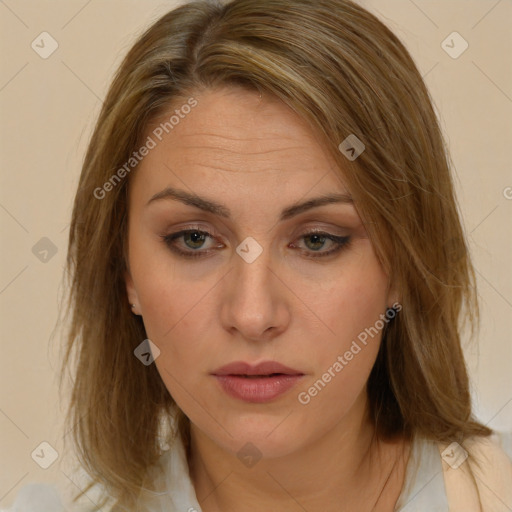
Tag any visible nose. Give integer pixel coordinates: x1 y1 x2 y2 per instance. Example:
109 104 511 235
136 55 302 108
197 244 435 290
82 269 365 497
219 245 291 343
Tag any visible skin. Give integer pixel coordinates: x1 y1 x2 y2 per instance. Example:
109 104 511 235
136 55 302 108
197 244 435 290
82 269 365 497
125 86 409 511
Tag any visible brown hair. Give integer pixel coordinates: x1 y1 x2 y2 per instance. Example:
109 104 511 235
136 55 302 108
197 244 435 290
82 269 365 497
60 0 492 508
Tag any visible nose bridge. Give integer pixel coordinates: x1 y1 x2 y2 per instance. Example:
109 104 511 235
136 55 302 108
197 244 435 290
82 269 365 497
221 237 288 340
233 237 276 303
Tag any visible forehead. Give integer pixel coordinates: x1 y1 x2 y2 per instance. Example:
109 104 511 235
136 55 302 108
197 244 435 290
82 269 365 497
130 86 349 208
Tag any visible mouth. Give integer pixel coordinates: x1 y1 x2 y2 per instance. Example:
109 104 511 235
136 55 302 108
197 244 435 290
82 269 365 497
211 361 305 403
211 360 304 377
235 373 291 378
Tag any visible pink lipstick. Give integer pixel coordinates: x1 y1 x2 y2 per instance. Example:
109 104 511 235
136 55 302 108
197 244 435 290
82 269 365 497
211 361 304 403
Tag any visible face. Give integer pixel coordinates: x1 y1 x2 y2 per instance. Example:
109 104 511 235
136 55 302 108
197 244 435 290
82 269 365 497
125 86 396 458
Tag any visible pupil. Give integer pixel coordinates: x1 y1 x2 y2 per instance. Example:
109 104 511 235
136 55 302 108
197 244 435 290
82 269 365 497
307 234 325 250
187 232 205 248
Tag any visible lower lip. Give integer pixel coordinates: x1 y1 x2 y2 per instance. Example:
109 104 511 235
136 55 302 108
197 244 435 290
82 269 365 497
214 374 304 403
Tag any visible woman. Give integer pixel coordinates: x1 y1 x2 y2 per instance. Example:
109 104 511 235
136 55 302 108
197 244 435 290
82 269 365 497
6 0 511 510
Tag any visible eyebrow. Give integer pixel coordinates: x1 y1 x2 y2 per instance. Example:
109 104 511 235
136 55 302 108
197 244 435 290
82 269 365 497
146 186 353 221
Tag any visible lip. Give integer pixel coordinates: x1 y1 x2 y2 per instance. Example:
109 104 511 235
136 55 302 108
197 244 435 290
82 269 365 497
211 361 304 403
212 360 303 376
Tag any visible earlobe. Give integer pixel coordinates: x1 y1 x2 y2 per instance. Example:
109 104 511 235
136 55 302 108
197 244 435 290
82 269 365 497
124 270 141 315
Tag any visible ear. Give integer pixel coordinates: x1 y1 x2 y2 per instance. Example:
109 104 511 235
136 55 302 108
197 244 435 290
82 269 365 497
125 269 141 315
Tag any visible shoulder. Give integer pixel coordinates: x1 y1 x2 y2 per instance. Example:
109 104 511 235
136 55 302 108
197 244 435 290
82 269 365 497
0 483 66 512
1 481 112 512
438 431 512 511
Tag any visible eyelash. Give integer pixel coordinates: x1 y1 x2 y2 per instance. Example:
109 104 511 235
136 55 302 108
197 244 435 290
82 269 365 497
161 228 351 260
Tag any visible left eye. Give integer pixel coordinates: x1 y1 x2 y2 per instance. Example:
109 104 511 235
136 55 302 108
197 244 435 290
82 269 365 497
161 229 350 259
295 232 349 254
290 231 351 258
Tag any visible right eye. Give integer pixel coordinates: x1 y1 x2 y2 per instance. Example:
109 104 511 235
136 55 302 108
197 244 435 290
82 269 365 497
161 228 224 259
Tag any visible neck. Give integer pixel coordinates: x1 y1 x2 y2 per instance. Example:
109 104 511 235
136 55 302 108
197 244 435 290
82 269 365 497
188 393 411 512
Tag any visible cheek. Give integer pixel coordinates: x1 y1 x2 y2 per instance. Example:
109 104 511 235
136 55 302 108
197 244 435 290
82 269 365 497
130 243 220 383
306 245 389 357
128 226 207 339
138 272 212 361
320 276 387 356
136 267 215 406
294 247 388 407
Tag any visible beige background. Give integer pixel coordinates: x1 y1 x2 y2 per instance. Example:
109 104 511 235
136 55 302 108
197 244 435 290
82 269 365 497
1 0 511 508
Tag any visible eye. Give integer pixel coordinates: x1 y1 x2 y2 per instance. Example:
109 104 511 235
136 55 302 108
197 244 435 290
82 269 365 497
290 230 351 259
161 228 221 259
161 228 351 259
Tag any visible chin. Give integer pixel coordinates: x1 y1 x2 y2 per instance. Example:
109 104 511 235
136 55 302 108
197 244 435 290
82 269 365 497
202 411 310 460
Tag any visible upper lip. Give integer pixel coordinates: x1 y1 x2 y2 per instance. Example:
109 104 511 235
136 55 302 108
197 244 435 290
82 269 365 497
212 361 304 376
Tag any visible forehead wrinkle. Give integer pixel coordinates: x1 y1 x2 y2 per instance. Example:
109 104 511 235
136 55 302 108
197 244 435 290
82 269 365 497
169 134 324 162
173 145 309 156
176 132 299 142
175 131 317 146
183 162 289 174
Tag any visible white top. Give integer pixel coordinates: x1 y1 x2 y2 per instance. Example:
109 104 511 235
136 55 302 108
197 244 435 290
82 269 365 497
3 431 512 511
